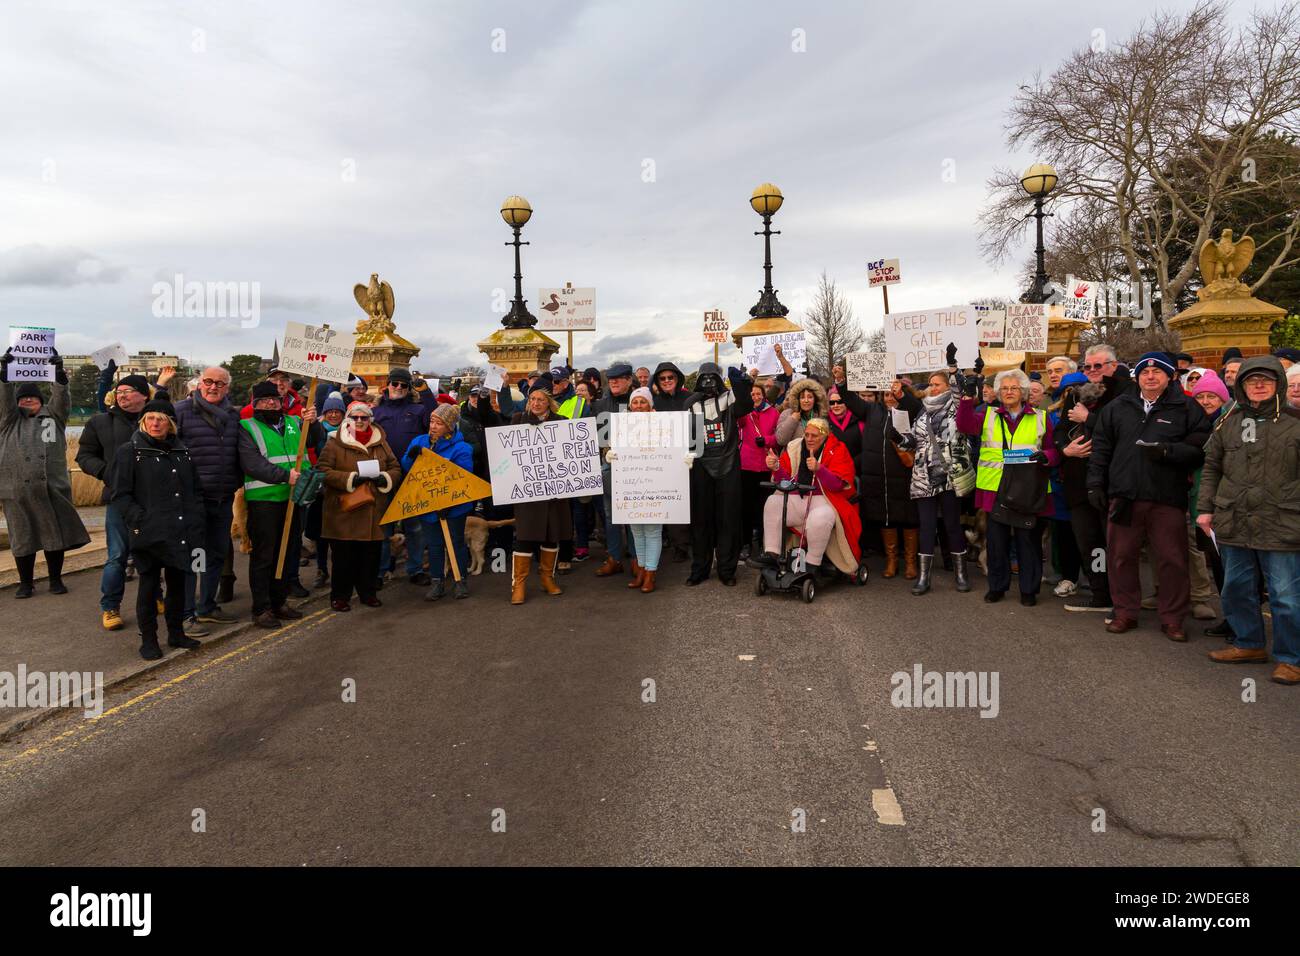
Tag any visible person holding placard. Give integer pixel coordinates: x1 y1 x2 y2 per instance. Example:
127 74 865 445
402 403 474 601
590 363 639 578
775 378 828 452
739 379 781 561
508 387 574 604
373 368 430 587
603 386 675 593
317 401 401 612
0 348 91 598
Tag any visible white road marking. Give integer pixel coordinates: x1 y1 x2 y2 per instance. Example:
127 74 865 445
871 787 906 826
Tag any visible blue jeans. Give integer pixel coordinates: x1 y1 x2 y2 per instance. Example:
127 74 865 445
630 524 663 571
1221 545 1300 666
382 517 424 576
100 499 129 612
423 515 468 582
185 495 234 619
601 469 636 563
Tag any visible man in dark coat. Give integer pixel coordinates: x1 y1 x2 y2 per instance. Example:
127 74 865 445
1088 352 1211 640
842 380 922 573
651 360 693 562
590 362 637 576
684 363 753 586
371 366 430 584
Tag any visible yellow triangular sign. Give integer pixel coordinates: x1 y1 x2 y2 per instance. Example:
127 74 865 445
381 448 493 524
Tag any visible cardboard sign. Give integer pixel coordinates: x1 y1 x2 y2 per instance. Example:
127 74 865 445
382 449 493 524
743 331 806 376
610 411 691 524
974 305 1005 345
537 286 596 331
90 342 129 368
1061 276 1098 321
1003 304 1049 353
483 363 506 392
883 306 978 375
277 321 358 384
891 408 912 436
845 351 896 391
703 310 729 344
867 258 901 287
486 418 602 505
8 326 56 382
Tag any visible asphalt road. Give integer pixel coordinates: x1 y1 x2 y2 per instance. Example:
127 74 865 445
0 552 1294 866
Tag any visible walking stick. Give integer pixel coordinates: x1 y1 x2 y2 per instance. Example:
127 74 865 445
275 376 316 580
440 511 463 583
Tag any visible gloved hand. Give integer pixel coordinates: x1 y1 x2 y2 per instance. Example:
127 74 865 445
50 349 67 385
945 342 958 368
0 347 11 383
726 366 748 388
960 372 980 399
353 473 374 484
973 355 984 377
684 453 696 469
1087 488 1107 514
1029 450 1049 466
605 450 619 463
1142 442 1168 462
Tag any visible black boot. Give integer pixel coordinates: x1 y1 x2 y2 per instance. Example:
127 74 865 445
911 554 933 595
139 635 164 660
1205 619 1235 642
424 579 446 602
217 574 235 605
953 551 971 593
15 582 35 599
168 633 201 649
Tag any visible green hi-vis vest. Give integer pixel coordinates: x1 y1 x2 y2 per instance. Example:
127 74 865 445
975 407 1051 494
558 395 587 420
240 416 300 502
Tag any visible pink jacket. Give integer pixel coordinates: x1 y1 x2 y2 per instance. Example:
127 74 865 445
739 404 780 472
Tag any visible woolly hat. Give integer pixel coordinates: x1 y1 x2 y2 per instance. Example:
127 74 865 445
346 400 373 419
344 374 367 391
435 393 456 405
1221 346 1243 366
431 402 460 429
251 380 280 401
142 398 176 418
387 367 412 385
118 374 151 396
1274 346 1300 364
630 386 653 407
15 382 42 402
1190 370 1230 403
1132 352 1175 377
322 391 347 414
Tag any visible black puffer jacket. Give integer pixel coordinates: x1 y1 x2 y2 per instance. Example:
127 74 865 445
76 405 142 500
111 430 207 571
1088 379 1210 509
843 389 922 525
1053 368 1131 507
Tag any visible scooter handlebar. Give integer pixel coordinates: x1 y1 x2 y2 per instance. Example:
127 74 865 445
760 479 817 493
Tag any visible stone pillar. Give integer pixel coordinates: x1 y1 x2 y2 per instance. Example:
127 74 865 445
1168 297 1283 369
477 327 561 378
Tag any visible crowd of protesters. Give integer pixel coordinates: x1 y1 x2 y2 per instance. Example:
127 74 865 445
1 339 1295 686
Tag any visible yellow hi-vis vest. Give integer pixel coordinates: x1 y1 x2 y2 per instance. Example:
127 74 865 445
240 416 299 502
975 407 1051 494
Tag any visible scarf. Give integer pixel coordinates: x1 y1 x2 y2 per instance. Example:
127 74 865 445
192 391 232 420
353 424 373 444
922 389 953 433
796 437 826 490
828 406 853 432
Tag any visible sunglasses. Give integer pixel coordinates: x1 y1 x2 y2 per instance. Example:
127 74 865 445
348 414 372 421
1082 362 1114 371
388 381 409 389
828 399 845 405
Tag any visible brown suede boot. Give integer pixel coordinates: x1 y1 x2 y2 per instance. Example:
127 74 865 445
594 556 624 577
511 552 531 605
626 559 644 589
640 569 656 593
538 546 563 595
881 528 900 578
903 528 920 580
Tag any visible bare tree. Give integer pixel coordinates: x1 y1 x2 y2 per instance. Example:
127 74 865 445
980 1 1300 323
803 271 864 378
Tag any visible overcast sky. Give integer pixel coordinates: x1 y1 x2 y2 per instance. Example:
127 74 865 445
0 0 1236 375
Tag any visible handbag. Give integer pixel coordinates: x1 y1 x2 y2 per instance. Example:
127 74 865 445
990 414 1046 529
339 480 376 513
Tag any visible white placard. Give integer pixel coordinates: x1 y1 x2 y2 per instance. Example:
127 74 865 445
8 326 56 382
277 321 357 384
891 408 912 435
1003 304 1049 353
356 459 380 478
867 257 901 287
429 378 440 395
743 331 806 376
90 341 129 368
845 351 896 391
486 418 602 505
974 305 1005 345
1061 276 1098 321
483 364 506 392
703 310 729 344
883 305 978 375
610 411 691 524
537 286 596 332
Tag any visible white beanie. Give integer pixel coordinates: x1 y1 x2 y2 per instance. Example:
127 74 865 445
630 386 654 407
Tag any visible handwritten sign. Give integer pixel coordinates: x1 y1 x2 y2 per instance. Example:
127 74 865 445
867 258 901 287
610 411 691 524
382 449 493 524
1003 304 1049 353
845 351 896 391
883 306 978 375
537 286 596 332
277 321 357 383
743 331 806 376
8 326 56 382
1061 276 1098 321
974 305 1005 345
90 342 129 368
486 418 602 505
483 363 506 392
703 310 729 344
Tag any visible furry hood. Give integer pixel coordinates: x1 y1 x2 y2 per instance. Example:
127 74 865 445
783 377 828 417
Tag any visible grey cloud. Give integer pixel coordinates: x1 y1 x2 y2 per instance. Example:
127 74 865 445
0 245 126 287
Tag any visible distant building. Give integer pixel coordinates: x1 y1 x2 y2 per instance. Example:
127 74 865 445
258 341 280 377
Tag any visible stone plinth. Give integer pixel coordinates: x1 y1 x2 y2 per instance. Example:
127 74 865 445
1168 296 1284 370
352 325 420 390
477 327 561 377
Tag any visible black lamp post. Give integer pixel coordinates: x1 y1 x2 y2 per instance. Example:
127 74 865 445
500 195 536 328
749 183 789 319
1019 163 1058 304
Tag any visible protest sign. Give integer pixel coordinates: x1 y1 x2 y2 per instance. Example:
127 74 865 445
867 258 901 287
1003 304 1049 353
703 310 729 344
974 305 1005 345
537 286 596 332
610 411 691 524
743 331 806 375
381 449 493 524
883 305 978 375
8 326 56 382
1061 276 1098 321
483 363 506 392
486 418 602 505
845 351 896 391
90 342 129 368
891 408 912 436
276 321 357 383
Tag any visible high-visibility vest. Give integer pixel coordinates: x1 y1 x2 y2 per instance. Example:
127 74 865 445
558 394 587 420
975 407 1051 494
240 416 300 502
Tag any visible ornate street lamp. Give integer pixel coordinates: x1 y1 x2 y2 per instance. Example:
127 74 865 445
1019 163 1058 304
500 195 536 328
731 183 802 348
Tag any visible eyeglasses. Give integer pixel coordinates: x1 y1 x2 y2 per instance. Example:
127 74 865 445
388 381 409 389
200 379 229 388
1081 362 1114 371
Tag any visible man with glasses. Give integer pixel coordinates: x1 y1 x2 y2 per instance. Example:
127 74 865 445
174 367 243 635
372 366 429 585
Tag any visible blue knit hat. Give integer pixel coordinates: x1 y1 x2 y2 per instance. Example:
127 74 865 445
1133 351 1175 376
322 391 347 414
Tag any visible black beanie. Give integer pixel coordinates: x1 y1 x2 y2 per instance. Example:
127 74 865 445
15 382 42 403
118 374 150 396
1221 346 1243 366
388 367 412 385
142 398 176 418
251 381 280 401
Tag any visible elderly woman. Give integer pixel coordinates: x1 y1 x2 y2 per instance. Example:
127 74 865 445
898 370 975 595
957 368 1059 605
111 399 206 659
402 402 475 601
0 349 90 598
1287 364 1300 409
318 401 402 612
775 378 828 451
754 417 861 576
509 386 573 604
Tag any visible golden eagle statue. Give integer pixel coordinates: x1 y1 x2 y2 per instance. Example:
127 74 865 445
1197 230 1254 300
354 273 396 335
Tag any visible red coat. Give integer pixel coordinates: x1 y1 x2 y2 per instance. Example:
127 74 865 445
774 432 862 563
